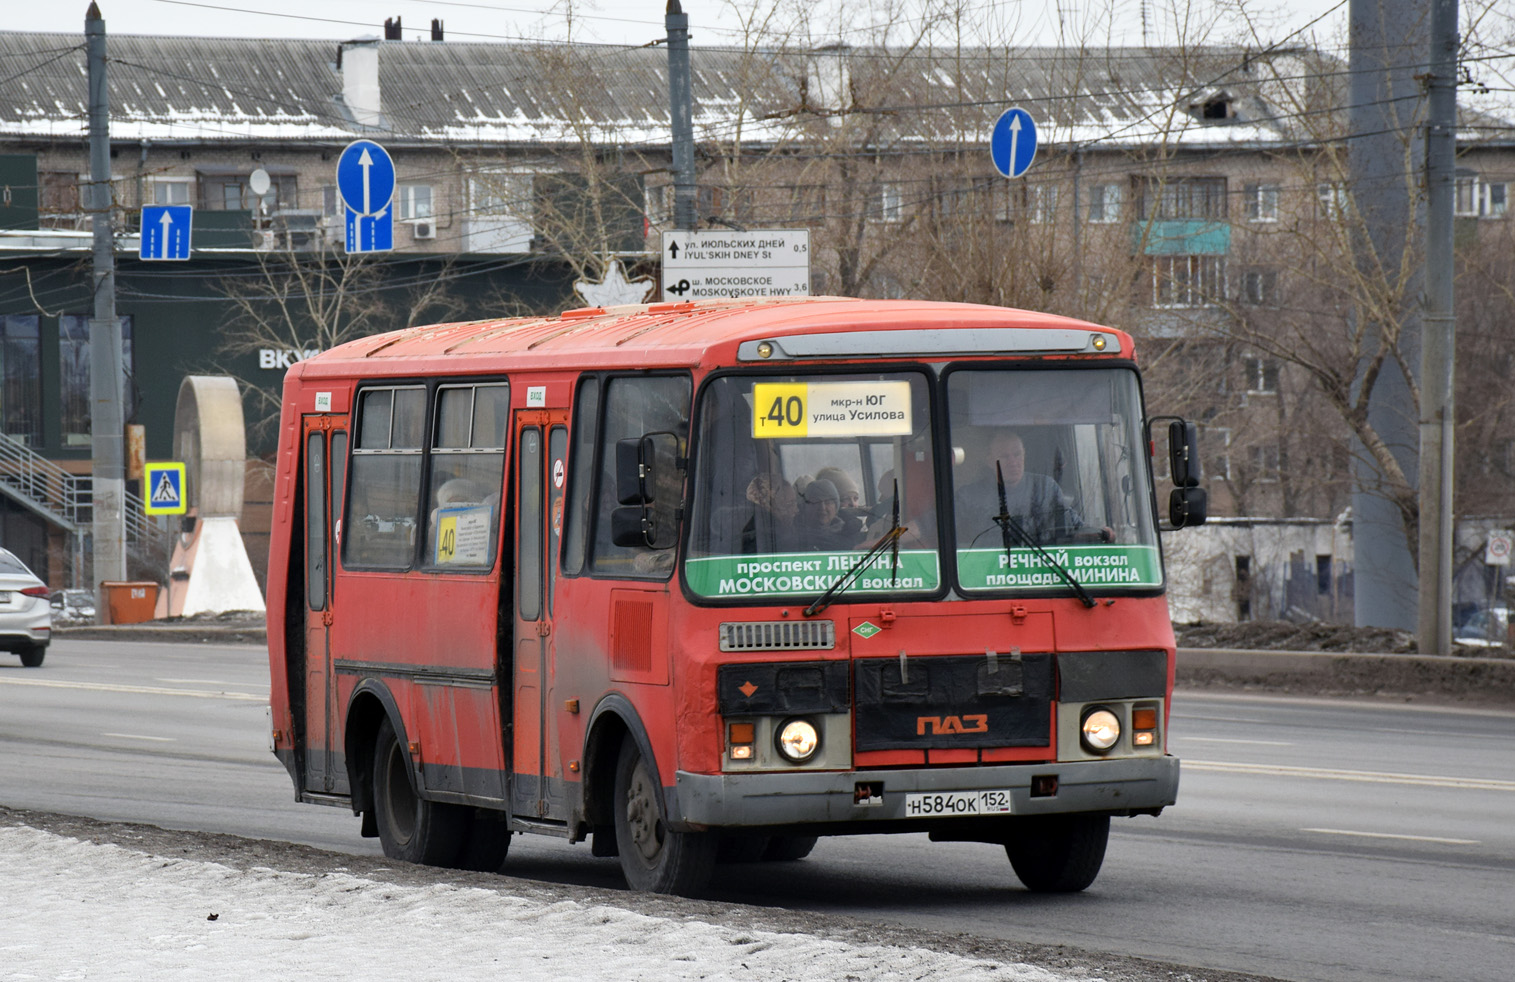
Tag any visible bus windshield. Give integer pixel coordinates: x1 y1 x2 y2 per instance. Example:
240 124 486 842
946 367 1161 594
686 370 942 602
686 365 1160 602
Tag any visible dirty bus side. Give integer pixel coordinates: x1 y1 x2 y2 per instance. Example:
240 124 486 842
266 297 1205 896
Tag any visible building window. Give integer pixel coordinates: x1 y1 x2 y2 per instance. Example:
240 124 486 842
1148 255 1225 307
1316 182 1348 221
1454 175 1509 218
467 171 533 253
59 314 135 447
1087 183 1122 223
198 172 296 212
0 315 41 446
1138 177 1228 220
785 183 827 222
1027 184 1058 224
39 172 82 229
397 183 433 221
1205 426 1232 480
1244 355 1279 394
1241 268 1279 305
322 185 340 218
150 178 192 206
1250 444 1281 482
866 183 904 223
645 184 671 226
1242 182 1279 222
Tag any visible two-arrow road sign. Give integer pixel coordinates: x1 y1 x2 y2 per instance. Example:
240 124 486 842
139 206 192 261
336 139 395 254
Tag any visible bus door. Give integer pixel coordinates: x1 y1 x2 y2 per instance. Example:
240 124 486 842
510 412 569 820
301 414 348 794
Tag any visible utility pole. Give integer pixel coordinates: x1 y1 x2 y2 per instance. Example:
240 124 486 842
1347 0 1425 632
665 0 697 231
1418 0 1458 656
87 2 128 619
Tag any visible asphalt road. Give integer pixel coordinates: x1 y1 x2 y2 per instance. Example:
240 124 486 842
2 639 1512 982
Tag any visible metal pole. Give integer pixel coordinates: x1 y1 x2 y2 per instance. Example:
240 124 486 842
665 1 697 231
87 3 127 620
1418 0 1458 656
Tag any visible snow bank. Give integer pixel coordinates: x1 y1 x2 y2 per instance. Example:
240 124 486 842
0 825 1086 981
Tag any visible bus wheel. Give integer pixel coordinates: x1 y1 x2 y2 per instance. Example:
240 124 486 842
1004 814 1109 893
457 808 511 873
372 717 467 867
762 835 819 862
613 739 715 895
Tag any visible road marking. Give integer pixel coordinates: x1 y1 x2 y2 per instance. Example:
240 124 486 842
0 677 264 702
1186 759 1515 793
101 732 175 743
1179 737 1294 746
157 677 267 689
1302 827 1479 845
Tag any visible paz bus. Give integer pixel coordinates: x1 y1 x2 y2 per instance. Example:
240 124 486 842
266 296 1207 895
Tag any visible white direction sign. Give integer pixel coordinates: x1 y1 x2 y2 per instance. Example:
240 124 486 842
662 229 811 300
1487 530 1513 567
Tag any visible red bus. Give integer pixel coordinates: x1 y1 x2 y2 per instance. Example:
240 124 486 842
267 296 1206 895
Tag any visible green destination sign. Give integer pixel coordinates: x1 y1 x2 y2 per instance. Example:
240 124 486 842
956 545 1161 591
686 549 941 599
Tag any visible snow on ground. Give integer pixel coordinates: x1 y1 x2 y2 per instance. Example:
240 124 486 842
0 825 1088 982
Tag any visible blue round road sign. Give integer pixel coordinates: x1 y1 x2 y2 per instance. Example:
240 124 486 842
336 139 396 217
990 107 1038 179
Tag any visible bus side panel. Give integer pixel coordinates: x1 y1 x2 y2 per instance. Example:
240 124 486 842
267 372 306 782
331 570 507 802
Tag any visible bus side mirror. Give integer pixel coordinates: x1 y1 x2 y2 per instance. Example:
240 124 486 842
1168 420 1201 488
1169 486 1208 528
616 437 649 505
611 432 682 548
610 505 653 547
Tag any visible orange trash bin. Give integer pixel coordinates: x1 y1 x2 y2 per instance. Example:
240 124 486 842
100 581 160 625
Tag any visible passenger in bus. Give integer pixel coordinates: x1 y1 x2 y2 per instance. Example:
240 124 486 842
814 465 870 539
740 473 799 554
795 478 864 551
955 430 1109 546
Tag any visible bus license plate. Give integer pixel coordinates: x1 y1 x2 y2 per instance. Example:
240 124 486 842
904 789 1013 817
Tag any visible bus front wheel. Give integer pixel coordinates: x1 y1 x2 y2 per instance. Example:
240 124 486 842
1004 814 1109 893
612 739 715 895
372 717 467 867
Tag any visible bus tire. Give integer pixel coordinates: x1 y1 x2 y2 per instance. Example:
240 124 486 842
457 808 511 873
1004 814 1109 893
613 738 715 895
372 717 467 867
762 834 819 862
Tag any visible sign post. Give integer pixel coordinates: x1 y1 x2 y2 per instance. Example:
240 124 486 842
661 229 810 300
336 139 395 253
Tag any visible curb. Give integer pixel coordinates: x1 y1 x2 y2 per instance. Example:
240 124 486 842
1178 647 1515 706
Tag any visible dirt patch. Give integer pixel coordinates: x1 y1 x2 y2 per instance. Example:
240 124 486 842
1175 620 1512 659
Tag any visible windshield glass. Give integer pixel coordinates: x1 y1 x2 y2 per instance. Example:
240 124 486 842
947 367 1160 594
686 371 941 601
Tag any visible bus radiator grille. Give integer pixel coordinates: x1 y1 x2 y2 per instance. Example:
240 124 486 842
719 620 836 652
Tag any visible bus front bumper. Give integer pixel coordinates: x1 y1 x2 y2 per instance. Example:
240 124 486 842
674 755 1179 828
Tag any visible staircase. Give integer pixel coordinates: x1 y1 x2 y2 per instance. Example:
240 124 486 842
0 432 171 586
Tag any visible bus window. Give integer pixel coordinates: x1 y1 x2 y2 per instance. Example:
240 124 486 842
424 383 508 569
589 375 690 579
345 385 426 568
685 371 941 602
561 377 600 576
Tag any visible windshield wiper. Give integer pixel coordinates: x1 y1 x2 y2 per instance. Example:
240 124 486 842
994 462 1096 609
803 480 906 618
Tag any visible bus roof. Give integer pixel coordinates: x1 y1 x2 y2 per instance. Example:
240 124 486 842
291 296 1133 379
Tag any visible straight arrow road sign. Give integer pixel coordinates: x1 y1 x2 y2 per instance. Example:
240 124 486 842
990 107 1038 179
336 139 396 254
139 205 192 261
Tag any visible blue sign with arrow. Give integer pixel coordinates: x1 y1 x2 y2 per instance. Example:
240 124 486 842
990 107 1038 179
139 205 192 261
336 139 395 254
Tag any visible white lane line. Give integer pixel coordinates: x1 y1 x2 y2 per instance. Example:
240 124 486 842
1178 737 1294 746
1186 759 1515 793
0 677 264 702
101 732 175 743
1302 827 1479 846
157 677 267 689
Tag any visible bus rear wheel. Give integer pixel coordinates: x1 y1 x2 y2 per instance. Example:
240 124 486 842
762 835 819 862
372 717 467 867
1004 814 1109 893
613 739 715 895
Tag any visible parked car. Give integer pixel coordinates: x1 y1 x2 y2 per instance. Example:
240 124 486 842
1453 606 1510 648
0 548 51 667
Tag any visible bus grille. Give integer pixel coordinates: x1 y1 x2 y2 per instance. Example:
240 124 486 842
719 620 836 652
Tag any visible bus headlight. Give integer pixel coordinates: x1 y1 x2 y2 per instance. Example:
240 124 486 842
1080 708 1121 754
776 718 820 762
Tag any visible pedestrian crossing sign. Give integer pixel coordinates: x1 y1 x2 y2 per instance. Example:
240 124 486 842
143 461 187 515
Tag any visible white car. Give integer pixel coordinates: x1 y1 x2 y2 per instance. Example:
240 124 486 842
0 548 51 667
